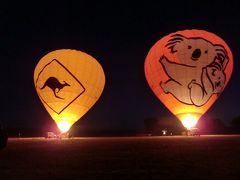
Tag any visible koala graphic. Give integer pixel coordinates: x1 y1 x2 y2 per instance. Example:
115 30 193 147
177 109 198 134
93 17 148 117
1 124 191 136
160 34 228 106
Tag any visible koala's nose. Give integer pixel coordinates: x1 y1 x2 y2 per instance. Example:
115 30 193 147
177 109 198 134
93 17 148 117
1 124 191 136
192 49 201 59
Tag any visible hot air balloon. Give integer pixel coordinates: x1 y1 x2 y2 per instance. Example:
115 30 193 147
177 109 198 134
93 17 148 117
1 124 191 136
34 49 105 134
145 29 233 131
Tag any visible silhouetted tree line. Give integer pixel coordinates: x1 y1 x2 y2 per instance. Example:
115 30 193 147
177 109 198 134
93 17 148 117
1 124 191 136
230 116 240 133
196 118 229 134
5 127 45 137
3 116 240 138
144 117 185 135
144 115 240 135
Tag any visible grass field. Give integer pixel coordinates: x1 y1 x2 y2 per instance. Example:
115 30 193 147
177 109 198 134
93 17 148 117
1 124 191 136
1 135 240 179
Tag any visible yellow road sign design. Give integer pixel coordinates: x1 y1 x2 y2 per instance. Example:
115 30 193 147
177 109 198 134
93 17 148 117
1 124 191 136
36 59 85 114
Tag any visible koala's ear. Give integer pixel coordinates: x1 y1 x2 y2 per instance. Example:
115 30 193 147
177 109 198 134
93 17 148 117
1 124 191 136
165 34 186 53
214 45 229 70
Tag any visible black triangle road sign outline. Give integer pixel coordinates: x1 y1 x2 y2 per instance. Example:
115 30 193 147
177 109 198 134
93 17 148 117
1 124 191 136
36 59 86 114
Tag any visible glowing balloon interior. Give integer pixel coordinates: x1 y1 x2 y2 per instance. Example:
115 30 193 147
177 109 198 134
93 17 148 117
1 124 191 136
145 29 233 129
34 49 105 133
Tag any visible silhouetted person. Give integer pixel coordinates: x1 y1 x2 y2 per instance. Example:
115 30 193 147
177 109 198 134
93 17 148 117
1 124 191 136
0 122 7 149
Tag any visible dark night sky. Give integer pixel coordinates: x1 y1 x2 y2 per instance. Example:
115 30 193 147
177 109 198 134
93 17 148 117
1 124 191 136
1 1 240 132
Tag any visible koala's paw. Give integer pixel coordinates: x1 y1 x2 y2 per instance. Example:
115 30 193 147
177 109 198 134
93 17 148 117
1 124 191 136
188 80 196 89
160 82 168 93
159 55 166 64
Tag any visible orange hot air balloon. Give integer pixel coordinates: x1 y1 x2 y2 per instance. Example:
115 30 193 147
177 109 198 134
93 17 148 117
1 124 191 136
34 49 105 133
145 29 233 130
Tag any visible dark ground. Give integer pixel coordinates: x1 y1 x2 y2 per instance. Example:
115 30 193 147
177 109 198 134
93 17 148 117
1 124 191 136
1 135 240 180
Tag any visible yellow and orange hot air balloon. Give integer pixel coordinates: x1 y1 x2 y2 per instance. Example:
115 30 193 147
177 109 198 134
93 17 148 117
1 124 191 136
34 49 105 133
145 29 233 130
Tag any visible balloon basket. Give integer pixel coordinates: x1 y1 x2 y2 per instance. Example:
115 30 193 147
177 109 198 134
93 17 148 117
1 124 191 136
57 132 70 139
186 128 200 136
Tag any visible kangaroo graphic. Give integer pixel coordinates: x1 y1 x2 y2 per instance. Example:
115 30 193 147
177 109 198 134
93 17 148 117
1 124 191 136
40 77 70 99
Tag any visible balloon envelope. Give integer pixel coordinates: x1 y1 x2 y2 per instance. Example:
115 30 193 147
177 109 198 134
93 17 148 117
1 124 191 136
145 29 233 129
34 49 105 133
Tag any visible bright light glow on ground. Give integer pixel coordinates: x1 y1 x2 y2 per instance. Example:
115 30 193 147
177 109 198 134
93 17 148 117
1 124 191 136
57 121 71 133
181 114 199 130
